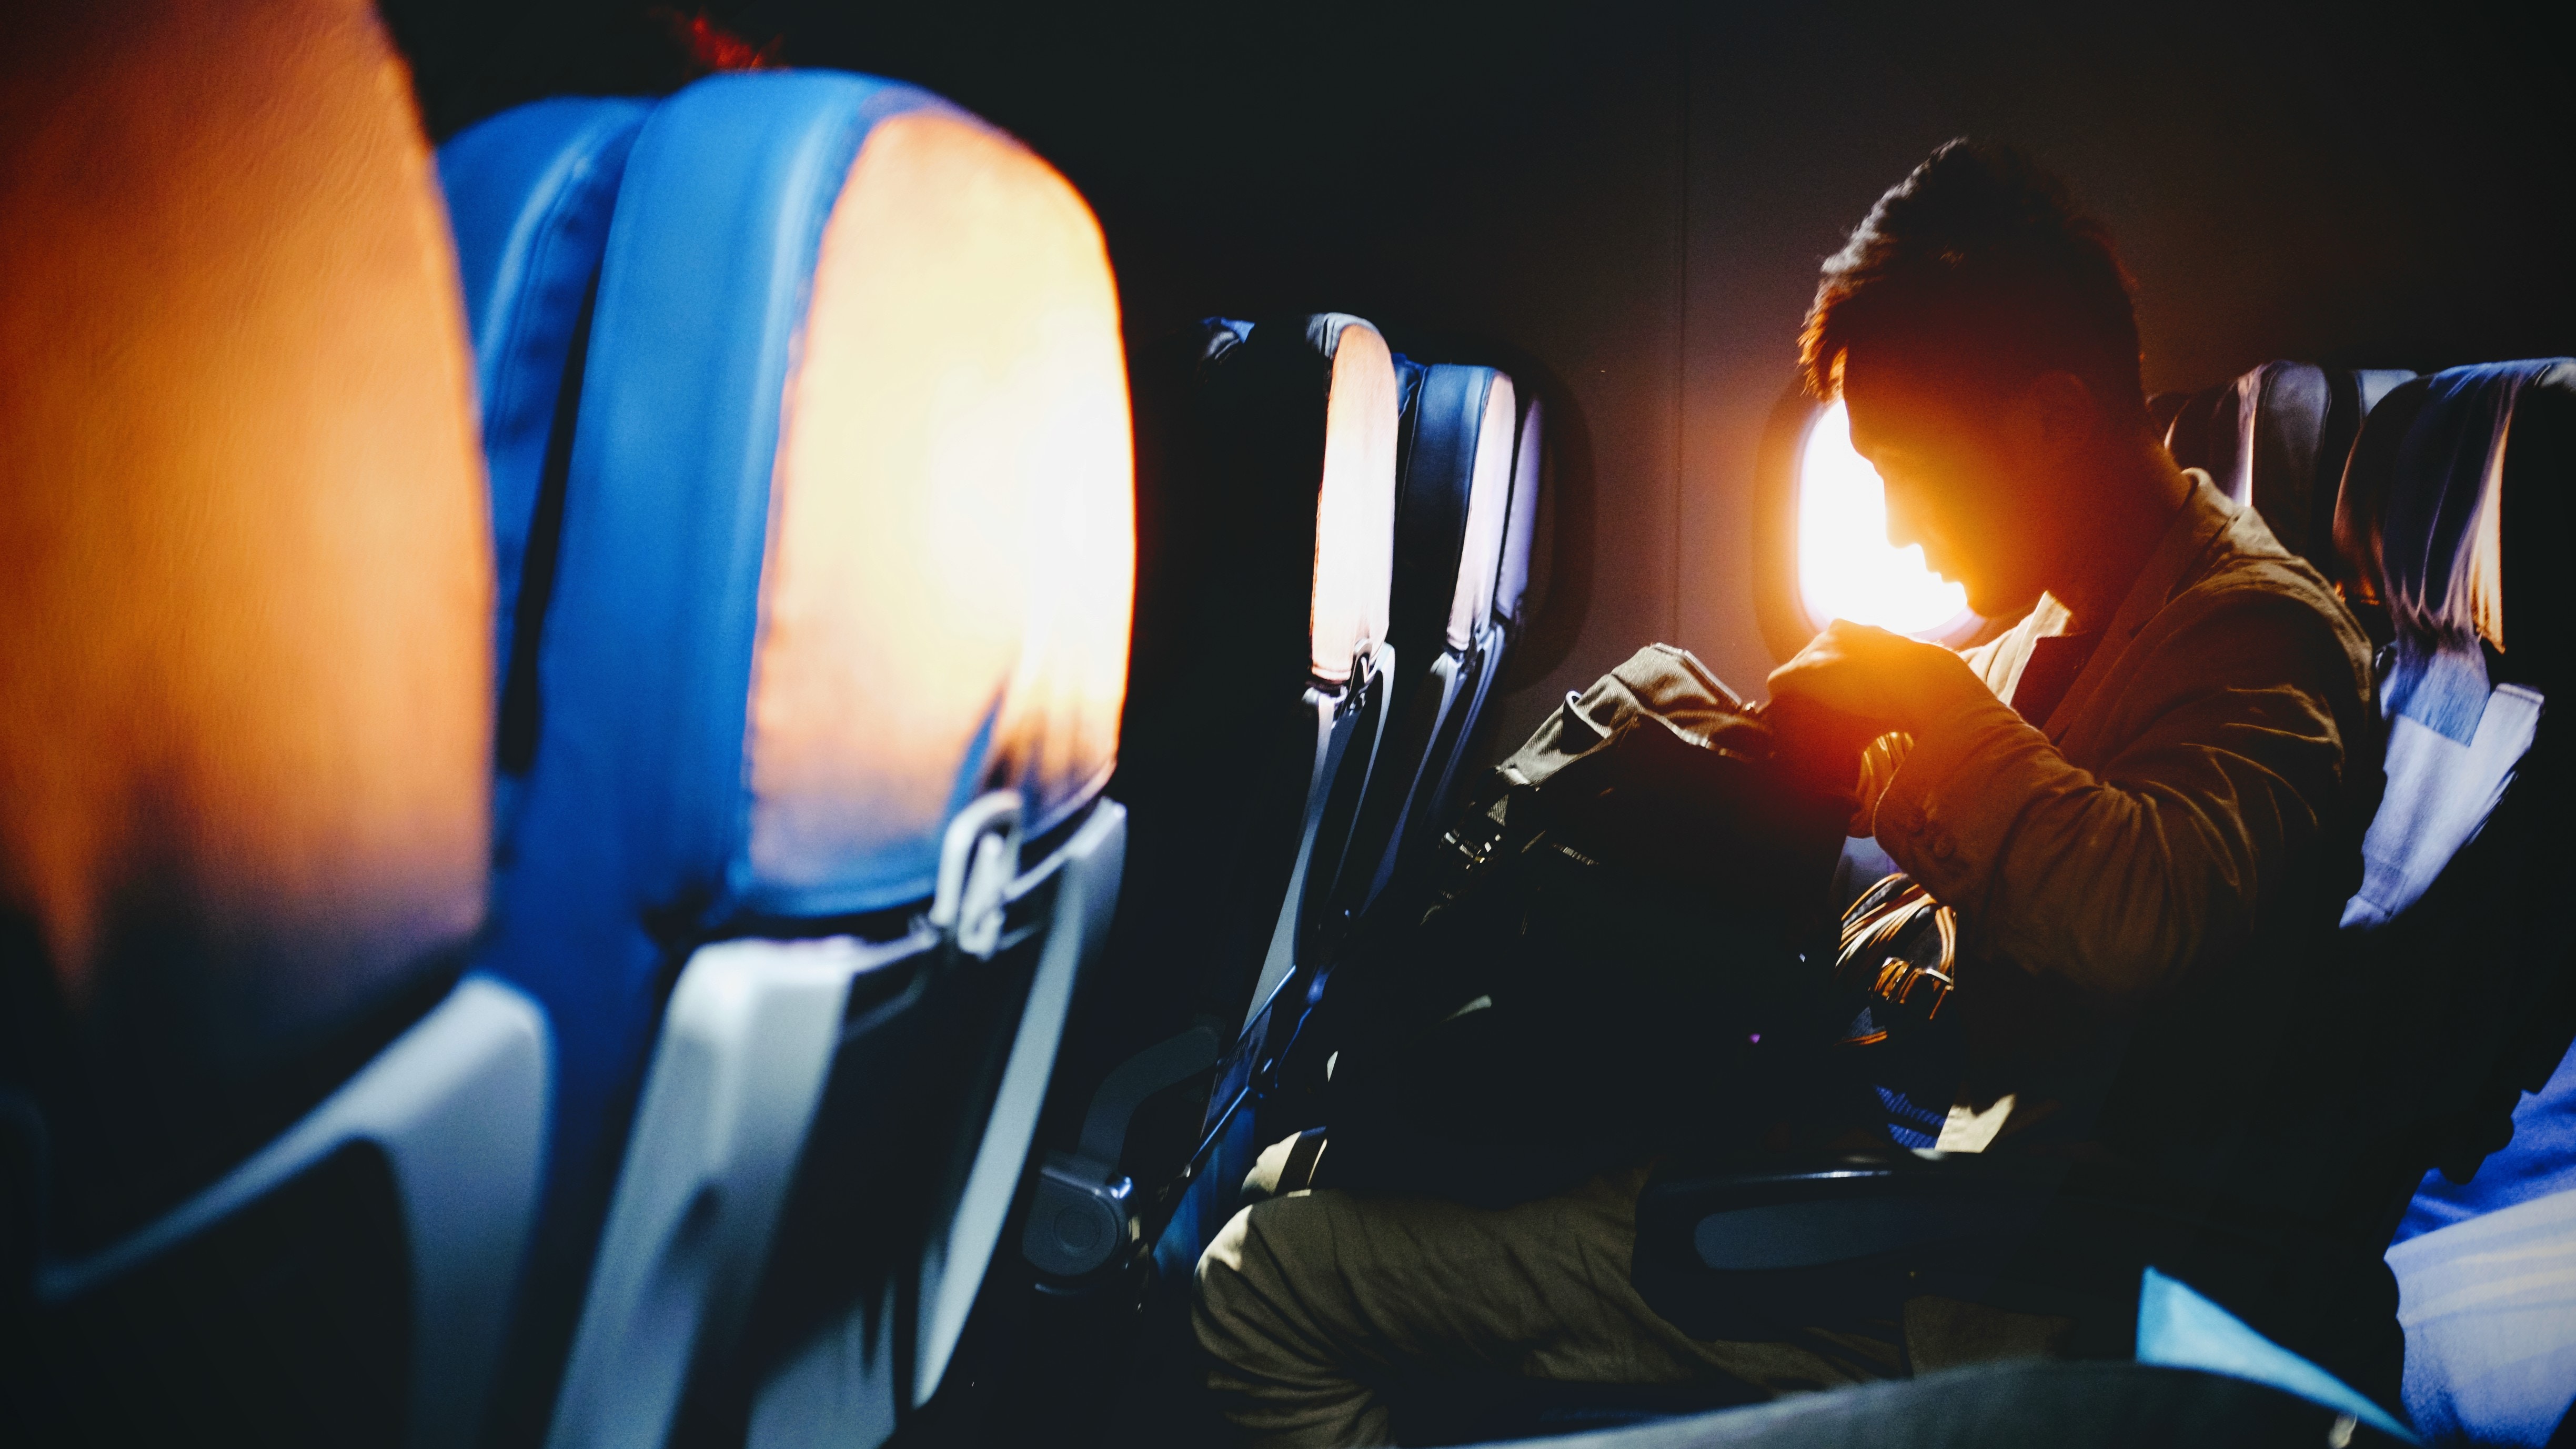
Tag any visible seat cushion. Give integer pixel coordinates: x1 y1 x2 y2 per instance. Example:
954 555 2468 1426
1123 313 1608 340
2389 1183 2576 1444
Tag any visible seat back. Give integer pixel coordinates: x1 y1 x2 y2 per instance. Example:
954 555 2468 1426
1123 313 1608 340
2164 360 2410 575
1496 393 1547 643
1 3 546 1444
1424 388 1548 836
1332 358 1517 912
2331 361 2576 1444
1194 315 1401 1027
2147 360 2576 1406
447 72 1133 1449
437 97 649 783
1064 314 1399 1192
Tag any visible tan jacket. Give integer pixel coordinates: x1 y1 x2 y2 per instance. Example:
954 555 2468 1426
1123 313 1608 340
1858 472 2378 1011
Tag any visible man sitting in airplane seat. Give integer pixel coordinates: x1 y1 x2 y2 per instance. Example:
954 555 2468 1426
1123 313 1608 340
1192 139 2380 1447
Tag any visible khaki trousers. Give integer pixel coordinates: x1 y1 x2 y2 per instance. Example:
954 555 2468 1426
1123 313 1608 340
1191 1160 1903 1449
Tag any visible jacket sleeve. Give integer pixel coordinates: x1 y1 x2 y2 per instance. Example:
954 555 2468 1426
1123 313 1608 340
1845 635 2011 837
1870 585 2363 1002
1850 731 1909 837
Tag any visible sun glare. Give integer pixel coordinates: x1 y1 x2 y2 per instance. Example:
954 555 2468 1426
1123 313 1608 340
1795 399 1974 639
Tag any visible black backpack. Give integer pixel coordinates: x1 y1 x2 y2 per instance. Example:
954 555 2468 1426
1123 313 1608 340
1306 643 1863 1208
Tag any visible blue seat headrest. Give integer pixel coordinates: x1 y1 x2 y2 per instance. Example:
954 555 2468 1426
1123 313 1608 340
2337 359 2576 737
527 68 1134 919
486 66 1134 1234
437 97 649 701
2335 360 2572 931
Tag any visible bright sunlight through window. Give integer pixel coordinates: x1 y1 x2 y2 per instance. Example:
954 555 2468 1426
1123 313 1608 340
1795 398 1975 639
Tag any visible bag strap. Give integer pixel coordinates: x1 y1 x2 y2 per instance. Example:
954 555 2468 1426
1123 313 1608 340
1834 873 1960 1035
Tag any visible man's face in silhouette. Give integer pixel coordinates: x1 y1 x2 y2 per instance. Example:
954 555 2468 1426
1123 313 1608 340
1838 346 2063 621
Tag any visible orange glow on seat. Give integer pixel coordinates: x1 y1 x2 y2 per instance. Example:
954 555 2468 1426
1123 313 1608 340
0 0 491 1029
747 108 1134 884
1311 322 1399 685
1795 399 1974 639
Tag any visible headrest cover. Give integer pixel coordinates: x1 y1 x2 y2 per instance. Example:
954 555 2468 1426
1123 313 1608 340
1447 372 1518 651
1496 398 1544 627
2335 360 2568 931
438 98 649 690
1309 317 1398 683
747 106 1133 901
0 0 491 1061
2338 359 2575 737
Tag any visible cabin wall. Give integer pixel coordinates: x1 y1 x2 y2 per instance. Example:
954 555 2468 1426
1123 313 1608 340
1677 4 2576 707
394 0 2571 764
737 4 1696 763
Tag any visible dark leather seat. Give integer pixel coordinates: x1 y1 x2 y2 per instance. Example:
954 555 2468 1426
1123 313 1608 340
2161 360 2413 576
2148 388 2193 440
1 5 543 1443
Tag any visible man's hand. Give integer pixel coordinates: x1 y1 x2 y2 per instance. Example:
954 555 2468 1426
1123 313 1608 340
1766 619 1989 736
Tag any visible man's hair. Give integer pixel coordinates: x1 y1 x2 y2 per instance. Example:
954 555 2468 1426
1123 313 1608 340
1799 139 2147 430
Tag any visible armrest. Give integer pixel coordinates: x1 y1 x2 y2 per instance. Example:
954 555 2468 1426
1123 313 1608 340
1631 1149 2064 1339
1021 1021 1221 1283
1631 1148 2278 1343
1631 1148 2409 1416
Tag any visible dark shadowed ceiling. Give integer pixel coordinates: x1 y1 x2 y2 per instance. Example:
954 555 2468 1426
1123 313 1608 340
384 0 2574 750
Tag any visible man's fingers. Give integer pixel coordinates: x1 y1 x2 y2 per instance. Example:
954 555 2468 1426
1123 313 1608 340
1817 618 1908 656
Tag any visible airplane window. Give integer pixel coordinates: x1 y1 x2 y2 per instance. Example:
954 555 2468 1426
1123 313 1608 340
1795 398 1977 640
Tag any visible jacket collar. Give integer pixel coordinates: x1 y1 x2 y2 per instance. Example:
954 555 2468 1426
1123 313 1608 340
2095 470 2239 648
2036 469 2238 737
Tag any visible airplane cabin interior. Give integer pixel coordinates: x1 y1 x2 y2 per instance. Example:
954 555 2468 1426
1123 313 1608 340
3 3 2571 1447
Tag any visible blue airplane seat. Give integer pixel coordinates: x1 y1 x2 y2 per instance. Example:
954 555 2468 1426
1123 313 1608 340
436 96 649 799
0 5 547 1444
1327 358 1518 917
2341 360 2576 1446
1022 314 1398 1282
460 71 1134 1449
